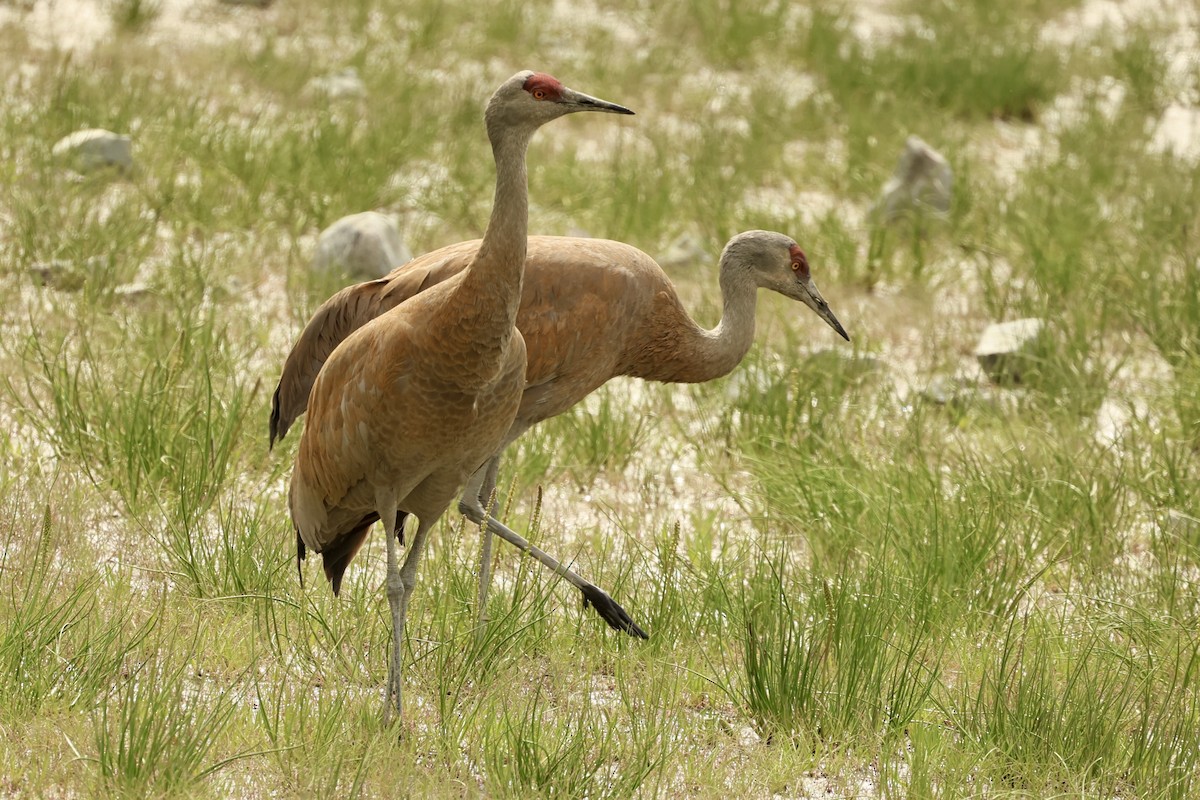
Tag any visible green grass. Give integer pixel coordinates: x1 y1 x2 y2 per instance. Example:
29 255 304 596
2 0 1200 796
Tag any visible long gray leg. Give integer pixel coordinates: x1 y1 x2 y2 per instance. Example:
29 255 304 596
396 514 436 671
457 495 648 640
460 457 502 633
378 494 405 724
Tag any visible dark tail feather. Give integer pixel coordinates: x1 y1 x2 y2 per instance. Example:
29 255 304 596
322 512 381 596
296 530 306 587
269 383 286 450
315 511 409 596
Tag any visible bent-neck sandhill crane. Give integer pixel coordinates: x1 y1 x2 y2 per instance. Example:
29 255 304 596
277 231 848 638
287 71 633 723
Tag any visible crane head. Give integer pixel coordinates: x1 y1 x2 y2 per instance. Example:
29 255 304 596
727 230 850 342
486 71 634 135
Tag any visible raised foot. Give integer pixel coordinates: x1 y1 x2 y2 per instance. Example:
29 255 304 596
580 584 649 640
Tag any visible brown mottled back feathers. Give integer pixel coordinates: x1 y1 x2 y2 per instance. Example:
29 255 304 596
269 242 479 447
272 236 670 446
288 267 529 562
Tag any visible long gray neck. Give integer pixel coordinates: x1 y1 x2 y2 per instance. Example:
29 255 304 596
699 263 759 378
430 120 537 389
460 125 533 320
629 260 759 384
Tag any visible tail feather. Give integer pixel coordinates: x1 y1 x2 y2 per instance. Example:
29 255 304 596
294 497 413 598
269 383 290 450
320 510 408 595
296 529 306 586
322 514 376 597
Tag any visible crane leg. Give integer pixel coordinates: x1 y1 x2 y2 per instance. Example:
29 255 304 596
460 458 502 634
379 501 439 727
379 497 405 725
457 495 648 640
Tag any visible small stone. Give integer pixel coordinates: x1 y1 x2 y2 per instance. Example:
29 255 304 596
1149 104 1200 163
872 136 953 222
974 318 1046 384
51 129 133 174
1164 509 1200 538
312 211 412 280
921 374 975 406
1094 398 1130 448
304 68 367 102
658 233 710 270
802 348 883 380
114 282 152 300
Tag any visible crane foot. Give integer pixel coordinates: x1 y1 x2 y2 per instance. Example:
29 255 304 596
580 584 648 639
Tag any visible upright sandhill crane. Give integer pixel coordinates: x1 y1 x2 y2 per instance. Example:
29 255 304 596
277 231 848 635
287 71 633 723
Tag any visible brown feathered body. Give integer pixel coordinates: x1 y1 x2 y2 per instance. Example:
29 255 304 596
287 92 536 595
285 72 637 614
273 235 754 462
287 264 528 592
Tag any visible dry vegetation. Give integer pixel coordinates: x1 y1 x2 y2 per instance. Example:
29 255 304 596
1 0 1199 797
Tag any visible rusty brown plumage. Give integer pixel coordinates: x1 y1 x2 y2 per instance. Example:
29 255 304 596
277 233 848 451
275 230 849 647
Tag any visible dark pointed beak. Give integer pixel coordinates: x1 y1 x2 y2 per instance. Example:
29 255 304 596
815 300 850 342
560 87 635 115
799 275 850 341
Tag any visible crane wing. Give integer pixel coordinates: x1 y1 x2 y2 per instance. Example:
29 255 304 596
269 241 480 447
515 237 657 419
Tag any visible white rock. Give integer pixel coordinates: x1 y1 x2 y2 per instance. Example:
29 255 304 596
304 68 367 101
974 318 1046 384
114 282 153 301
1094 398 1130 448
312 212 412 280
873 136 953 222
51 128 132 173
1165 509 1200 537
1149 104 1200 163
657 233 710 270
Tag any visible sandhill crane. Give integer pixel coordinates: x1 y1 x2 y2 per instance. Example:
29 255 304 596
277 230 848 637
287 71 633 723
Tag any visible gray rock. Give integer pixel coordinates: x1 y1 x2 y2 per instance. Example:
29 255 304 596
1164 509 1200 538
658 233 710 270
802 348 883 379
51 128 133 173
921 374 975 406
114 282 153 301
920 374 1010 413
873 136 952 222
305 68 367 102
312 211 412 280
1094 398 1131 448
1149 104 1200 163
974 318 1046 384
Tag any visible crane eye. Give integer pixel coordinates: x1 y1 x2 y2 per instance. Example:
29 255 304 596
791 261 803 272
532 89 547 100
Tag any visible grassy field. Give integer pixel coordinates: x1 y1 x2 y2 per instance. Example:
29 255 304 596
2 0 1199 796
